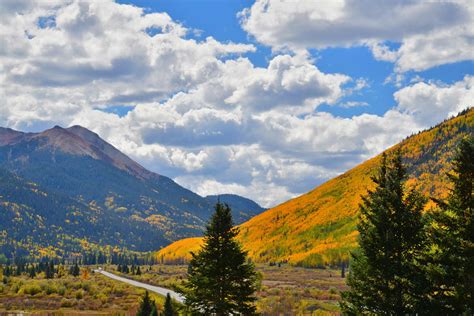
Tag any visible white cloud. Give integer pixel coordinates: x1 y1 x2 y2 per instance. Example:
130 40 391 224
339 101 368 108
240 0 473 72
225 53 350 112
394 76 473 126
0 0 472 207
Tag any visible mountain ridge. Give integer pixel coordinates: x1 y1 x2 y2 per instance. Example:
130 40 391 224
204 194 266 224
0 124 263 258
157 108 474 266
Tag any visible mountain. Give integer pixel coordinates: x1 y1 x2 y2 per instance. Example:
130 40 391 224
0 125 260 258
157 108 474 267
204 194 266 224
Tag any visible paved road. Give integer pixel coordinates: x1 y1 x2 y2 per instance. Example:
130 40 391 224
94 269 185 304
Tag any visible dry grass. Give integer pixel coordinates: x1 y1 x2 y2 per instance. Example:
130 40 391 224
114 263 347 315
0 268 166 315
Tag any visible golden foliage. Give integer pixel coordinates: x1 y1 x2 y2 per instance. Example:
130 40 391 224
157 237 203 264
157 109 474 266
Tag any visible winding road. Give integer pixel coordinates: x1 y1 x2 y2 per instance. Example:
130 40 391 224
94 269 185 303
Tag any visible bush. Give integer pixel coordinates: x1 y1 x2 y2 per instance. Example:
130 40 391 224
57 285 67 295
75 289 85 299
43 283 59 295
81 282 91 291
96 293 108 304
60 298 75 307
23 284 42 295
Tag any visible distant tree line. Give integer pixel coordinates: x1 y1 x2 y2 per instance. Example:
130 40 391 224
0 250 158 266
341 137 473 315
2 260 60 279
117 264 142 275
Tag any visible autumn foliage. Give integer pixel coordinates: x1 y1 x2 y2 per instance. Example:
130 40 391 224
158 109 474 267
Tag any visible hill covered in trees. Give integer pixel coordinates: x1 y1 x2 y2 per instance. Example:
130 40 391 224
157 108 474 266
0 125 261 258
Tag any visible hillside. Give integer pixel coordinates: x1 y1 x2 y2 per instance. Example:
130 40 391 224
205 194 266 224
157 108 474 266
0 125 260 258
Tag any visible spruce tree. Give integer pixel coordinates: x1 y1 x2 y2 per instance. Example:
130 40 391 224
182 202 258 315
341 152 427 314
163 293 174 316
150 304 158 316
424 137 474 313
137 291 154 316
45 261 55 279
29 265 36 278
74 263 80 277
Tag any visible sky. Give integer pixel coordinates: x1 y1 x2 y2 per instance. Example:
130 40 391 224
0 0 473 207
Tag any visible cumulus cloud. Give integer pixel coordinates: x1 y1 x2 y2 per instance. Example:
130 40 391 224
0 0 472 207
225 53 350 111
394 76 474 126
240 0 474 72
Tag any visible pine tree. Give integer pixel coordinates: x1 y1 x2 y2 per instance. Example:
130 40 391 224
70 262 80 277
45 261 55 279
163 293 174 316
182 202 258 315
29 265 36 278
137 291 154 316
150 304 158 316
341 152 427 314
424 136 474 313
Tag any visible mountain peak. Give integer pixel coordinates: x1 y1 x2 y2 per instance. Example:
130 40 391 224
0 127 24 146
66 125 154 179
0 125 155 180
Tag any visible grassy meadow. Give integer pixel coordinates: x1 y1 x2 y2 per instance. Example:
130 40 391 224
0 267 166 315
0 263 346 315
111 263 346 315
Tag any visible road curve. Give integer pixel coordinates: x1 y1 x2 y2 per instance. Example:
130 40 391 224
94 269 185 304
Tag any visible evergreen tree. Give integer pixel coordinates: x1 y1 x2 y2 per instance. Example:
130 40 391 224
30 265 36 279
29 265 36 278
45 261 55 279
341 152 427 314
424 137 474 313
69 262 80 277
182 202 258 315
137 291 154 316
163 293 174 316
150 304 158 316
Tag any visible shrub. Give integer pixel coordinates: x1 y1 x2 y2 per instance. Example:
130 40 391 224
60 298 75 307
43 283 58 295
23 283 42 296
75 289 85 299
96 293 108 304
57 285 67 295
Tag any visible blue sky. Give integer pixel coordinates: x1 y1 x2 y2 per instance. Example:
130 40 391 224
1 0 473 206
119 0 473 119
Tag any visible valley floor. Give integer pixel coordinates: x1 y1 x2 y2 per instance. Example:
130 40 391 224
0 264 346 315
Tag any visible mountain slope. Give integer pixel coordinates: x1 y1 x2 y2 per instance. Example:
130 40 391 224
0 167 168 257
157 108 474 266
0 126 210 256
0 125 265 258
204 194 266 224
